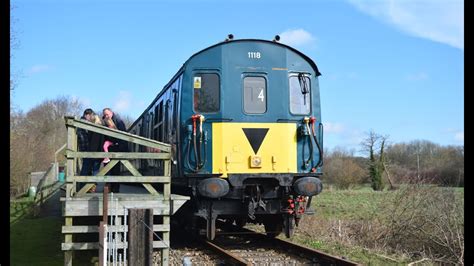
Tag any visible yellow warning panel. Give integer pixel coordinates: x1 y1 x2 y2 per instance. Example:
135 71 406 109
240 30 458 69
212 123 297 177
193 77 201 89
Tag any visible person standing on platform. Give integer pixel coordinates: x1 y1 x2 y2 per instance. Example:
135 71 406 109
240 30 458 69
77 108 99 192
102 108 128 192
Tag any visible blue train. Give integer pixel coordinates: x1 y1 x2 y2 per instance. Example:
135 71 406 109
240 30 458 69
128 35 323 240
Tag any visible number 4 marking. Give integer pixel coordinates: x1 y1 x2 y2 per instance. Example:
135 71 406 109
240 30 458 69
258 89 264 102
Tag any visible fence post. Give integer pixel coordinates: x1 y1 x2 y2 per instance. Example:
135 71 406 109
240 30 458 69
162 159 171 265
128 209 153 266
64 121 77 266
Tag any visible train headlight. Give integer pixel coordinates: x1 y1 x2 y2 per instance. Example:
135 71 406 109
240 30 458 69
197 178 230 198
250 155 262 168
293 177 323 196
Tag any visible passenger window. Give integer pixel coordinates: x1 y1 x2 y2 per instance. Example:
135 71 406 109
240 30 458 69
243 76 266 114
289 74 311 115
194 73 220 112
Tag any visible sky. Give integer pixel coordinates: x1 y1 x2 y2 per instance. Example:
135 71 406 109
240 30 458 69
10 0 464 153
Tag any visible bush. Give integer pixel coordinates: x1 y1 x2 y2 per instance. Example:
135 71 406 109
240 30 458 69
300 186 464 264
324 157 367 189
378 183 464 264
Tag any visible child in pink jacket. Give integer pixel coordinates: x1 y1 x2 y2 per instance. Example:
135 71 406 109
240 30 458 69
102 117 117 163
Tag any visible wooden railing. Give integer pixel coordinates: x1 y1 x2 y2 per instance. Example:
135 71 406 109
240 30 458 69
33 162 63 204
64 115 172 197
62 115 177 266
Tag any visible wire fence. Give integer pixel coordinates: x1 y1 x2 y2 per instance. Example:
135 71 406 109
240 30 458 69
103 194 171 266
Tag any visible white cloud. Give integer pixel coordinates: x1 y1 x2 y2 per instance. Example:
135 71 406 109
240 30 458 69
324 124 366 155
347 0 464 50
324 122 345 134
71 95 91 108
454 131 464 142
113 91 132 112
28 64 52 74
278 29 316 47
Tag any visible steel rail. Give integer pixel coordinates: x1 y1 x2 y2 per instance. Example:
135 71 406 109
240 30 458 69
202 239 250 265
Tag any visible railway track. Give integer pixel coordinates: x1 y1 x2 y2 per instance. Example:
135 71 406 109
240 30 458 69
165 224 359 265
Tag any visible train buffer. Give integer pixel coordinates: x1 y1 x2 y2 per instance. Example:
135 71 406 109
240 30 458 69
61 116 189 266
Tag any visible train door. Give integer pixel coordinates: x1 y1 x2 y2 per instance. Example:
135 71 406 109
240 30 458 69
170 77 181 176
163 90 170 144
140 114 149 170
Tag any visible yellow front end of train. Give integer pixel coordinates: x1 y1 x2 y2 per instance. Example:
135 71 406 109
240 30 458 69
212 123 297 176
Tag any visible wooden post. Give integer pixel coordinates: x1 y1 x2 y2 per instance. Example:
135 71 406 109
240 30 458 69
103 185 109 224
99 185 109 265
65 124 76 266
64 217 73 266
66 125 76 198
161 160 171 265
128 209 153 266
61 117 182 266
98 221 106 266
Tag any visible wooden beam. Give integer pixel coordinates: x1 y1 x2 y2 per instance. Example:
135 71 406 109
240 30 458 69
121 160 160 195
61 224 170 234
120 160 141 176
164 160 171 199
61 193 189 202
65 116 171 152
66 127 76 199
61 241 170 250
142 184 160 195
96 160 119 176
65 151 171 160
64 217 73 266
67 176 170 183
98 222 105 266
162 215 170 265
128 209 153 266
76 183 95 196
63 199 172 216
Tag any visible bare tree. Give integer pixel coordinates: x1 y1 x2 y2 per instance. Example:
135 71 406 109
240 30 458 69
360 130 389 191
10 96 83 197
386 140 464 186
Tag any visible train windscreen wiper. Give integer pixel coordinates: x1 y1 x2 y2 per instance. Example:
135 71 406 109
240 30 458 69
298 73 310 105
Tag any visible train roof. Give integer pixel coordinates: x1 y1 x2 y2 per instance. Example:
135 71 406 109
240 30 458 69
128 38 321 130
185 38 321 76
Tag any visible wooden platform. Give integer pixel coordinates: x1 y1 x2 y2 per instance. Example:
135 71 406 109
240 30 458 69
61 116 189 265
61 193 189 216
60 193 189 252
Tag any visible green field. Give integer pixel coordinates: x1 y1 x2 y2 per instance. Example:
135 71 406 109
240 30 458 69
10 185 464 265
10 216 64 266
291 186 407 265
10 195 95 266
290 185 464 265
10 197 35 224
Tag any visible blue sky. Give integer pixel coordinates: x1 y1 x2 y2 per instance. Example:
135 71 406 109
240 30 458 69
10 0 464 152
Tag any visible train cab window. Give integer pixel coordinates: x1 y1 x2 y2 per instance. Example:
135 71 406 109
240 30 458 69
194 73 220 112
289 74 311 115
243 76 267 114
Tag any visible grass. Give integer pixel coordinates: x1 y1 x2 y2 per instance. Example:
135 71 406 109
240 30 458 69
313 186 388 220
291 184 464 265
10 196 96 266
10 197 35 224
10 185 463 265
290 231 411 265
10 216 64 265
296 237 407 265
